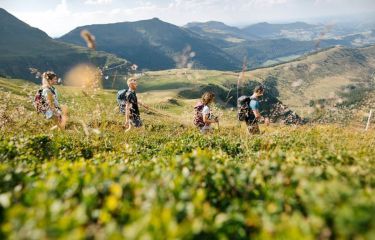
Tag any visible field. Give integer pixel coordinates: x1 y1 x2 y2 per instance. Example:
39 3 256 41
0 76 375 239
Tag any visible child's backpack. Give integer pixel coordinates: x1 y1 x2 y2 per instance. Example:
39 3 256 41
33 89 49 114
237 96 255 122
193 101 206 128
117 89 128 113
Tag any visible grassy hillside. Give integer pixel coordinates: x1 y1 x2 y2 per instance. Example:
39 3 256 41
247 45 375 119
127 45 374 123
0 76 375 239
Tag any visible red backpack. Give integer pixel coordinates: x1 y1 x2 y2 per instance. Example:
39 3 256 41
33 87 57 114
193 102 205 128
33 89 48 114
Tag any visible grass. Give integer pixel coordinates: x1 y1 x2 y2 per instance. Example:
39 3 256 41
0 77 374 239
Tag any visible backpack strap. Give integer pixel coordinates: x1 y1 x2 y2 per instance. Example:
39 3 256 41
41 86 56 97
117 89 128 100
194 102 205 111
49 86 56 95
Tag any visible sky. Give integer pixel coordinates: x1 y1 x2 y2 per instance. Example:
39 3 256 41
0 0 374 37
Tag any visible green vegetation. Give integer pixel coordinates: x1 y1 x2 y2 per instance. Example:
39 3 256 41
0 77 375 239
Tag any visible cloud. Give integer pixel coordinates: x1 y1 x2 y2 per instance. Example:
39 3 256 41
8 0 375 37
252 0 289 6
56 0 69 14
84 0 112 5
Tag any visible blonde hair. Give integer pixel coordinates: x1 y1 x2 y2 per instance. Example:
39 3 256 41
127 77 137 85
201 91 215 105
253 85 264 94
42 71 57 88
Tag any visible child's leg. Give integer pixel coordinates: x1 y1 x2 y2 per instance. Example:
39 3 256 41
200 125 212 134
247 122 260 135
59 105 68 129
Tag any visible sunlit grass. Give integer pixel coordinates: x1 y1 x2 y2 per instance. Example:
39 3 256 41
0 77 374 239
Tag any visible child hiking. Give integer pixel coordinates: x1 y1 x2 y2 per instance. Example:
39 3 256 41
34 71 68 130
194 92 219 134
238 85 269 134
117 77 142 132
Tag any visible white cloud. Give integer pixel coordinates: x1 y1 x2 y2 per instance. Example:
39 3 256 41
55 0 69 14
7 0 375 37
253 0 288 6
84 0 112 5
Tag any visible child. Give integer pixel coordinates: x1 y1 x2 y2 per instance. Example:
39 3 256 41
194 92 219 134
123 77 142 132
247 85 269 134
40 71 67 129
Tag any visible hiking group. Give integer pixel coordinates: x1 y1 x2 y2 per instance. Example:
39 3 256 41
193 85 269 135
34 71 268 134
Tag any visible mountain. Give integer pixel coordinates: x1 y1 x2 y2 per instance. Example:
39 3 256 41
185 21 375 68
183 21 254 42
183 21 319 67
222 38 314 65
58 18 240 71
241 22 317 39
0 8 130 87
185 21 318 42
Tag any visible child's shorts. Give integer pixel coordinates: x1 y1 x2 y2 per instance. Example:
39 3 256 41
45 109 61 120
130 115 142 128
200 125 212 134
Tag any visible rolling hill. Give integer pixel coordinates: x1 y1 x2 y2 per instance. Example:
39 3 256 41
184 21 254 42
247 45 375 122
1 44 374 124
0 8 131 87
241 22 317 39
184 21 318 41
184 21 322 67
133 44 375 123
185 21 375 68
58 18 240 71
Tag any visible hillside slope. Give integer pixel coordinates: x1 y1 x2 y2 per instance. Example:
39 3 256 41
0 8 130 87
248 45 375 119
59 18 240 71
185 21 375 68
135 45 375 122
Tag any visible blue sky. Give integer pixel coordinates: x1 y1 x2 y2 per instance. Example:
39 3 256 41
0 0 374 37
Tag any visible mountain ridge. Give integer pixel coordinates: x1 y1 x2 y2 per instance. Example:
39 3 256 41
0 8 130 87
59 18 240 71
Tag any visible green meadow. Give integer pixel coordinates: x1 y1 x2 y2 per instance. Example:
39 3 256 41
0 76 374 239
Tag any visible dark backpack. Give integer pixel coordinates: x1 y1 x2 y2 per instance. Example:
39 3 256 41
193 102 206 128
117 89 128 113
237 96 255 122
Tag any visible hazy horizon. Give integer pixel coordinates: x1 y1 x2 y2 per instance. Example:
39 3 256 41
1 0 375 37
